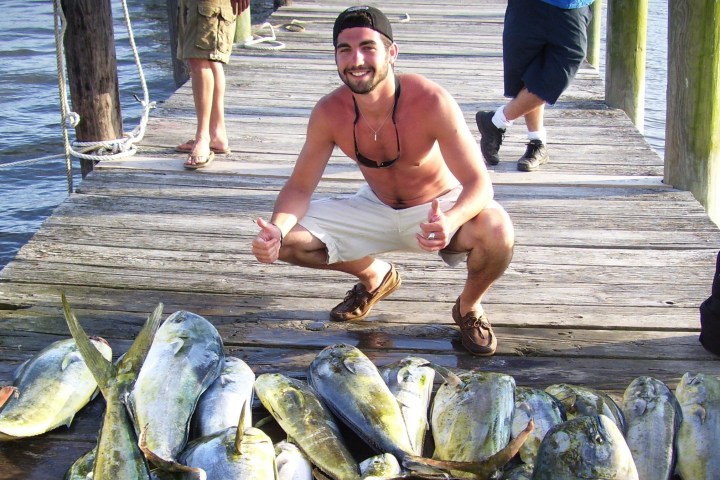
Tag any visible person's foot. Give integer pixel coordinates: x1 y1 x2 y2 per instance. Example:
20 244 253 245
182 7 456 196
176 139 231 155
452 298 497 356
330 264 401 322
517 140 549 172
184 150 215 169
475 111 505 166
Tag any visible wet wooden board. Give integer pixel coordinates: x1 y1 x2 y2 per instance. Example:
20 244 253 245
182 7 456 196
1 0 719 478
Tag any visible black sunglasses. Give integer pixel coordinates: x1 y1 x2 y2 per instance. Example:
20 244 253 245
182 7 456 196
351 79 402 169
353 117 400 169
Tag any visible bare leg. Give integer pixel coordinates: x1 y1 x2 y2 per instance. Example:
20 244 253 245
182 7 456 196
207 60 230 150
186 59 230 165
523 102 544 133
187 58 214 164
278 227 392 291
446 206 515 315
503 87 546 128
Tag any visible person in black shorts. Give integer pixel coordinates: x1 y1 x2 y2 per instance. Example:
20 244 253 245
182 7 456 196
476 0 594 171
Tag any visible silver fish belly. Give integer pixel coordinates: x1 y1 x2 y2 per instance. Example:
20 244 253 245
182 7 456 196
191 356 255 439
275 440 313 480
379 356 435 456
180 425 277 479
621 376 681 480
511 387 565 466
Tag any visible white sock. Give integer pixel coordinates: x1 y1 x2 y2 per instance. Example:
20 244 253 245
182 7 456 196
528 129 547 143
492 106 513 130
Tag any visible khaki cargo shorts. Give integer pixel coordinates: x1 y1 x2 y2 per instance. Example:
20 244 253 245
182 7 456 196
177 0 237 63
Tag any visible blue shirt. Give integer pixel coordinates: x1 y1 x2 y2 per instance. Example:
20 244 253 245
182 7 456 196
541 0 594 8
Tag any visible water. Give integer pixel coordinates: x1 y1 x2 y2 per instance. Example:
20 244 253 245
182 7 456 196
0 0 274 269
597 0 668 153
0 0 669 270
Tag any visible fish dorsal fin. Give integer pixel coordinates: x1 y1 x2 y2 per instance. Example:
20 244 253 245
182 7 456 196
235 400 247 453
61 294 115 393
428 363 463 389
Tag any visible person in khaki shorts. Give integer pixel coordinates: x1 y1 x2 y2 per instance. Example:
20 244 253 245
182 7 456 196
252 6 514 357
175 0 248 169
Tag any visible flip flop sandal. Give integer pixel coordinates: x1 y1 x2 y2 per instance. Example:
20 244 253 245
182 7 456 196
184 151 215 170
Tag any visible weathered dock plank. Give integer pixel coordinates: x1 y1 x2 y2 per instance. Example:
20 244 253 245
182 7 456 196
0 0 719 478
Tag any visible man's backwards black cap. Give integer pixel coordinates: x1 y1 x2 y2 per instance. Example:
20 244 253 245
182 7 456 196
333 6 393 47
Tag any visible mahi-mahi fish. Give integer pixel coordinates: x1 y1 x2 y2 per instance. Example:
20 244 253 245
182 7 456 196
62 294 163 479
191 356 255 439
127 310 224 473
275 440 313 480
674 372 720 480
621 376 681 480
545 383 627 434
511 387 565 466
379 356 435 456
255 372 362 480
0 334 112 440
430 367 517 479
179 403 278 479
532 414 638 480
309 344 533 479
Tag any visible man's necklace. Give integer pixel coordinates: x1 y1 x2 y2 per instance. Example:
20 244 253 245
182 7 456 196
359 107 394 141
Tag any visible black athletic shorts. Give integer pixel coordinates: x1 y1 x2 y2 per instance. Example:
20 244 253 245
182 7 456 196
502 0 592 104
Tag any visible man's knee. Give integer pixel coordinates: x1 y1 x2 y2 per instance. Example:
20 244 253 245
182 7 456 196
477 208 515 253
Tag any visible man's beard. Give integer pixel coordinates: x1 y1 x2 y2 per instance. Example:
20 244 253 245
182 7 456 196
340 62 390 94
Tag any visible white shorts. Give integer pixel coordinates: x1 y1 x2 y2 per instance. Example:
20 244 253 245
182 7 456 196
298 184 503 266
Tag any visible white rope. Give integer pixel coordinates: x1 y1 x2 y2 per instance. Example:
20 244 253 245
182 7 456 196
0 153 68 169
52 0 75 192
240 22 286 51
51 0 155 174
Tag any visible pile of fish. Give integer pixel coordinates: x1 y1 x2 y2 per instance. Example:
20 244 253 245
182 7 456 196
1 302 719 480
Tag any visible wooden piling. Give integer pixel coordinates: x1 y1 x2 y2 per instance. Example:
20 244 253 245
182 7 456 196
61 0 124 178
586 0 603 69
166 0 190 87
605 0 648 133
665 0 720 226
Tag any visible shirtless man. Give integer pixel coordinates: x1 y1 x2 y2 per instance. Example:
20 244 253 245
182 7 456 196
252 6 514 356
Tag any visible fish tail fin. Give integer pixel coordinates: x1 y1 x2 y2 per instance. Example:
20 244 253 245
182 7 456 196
403 419 534 477
61 294 115 393
138 426 205 479
116 302 164 376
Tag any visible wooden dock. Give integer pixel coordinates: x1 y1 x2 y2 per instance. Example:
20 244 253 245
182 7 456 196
1 1 719 477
